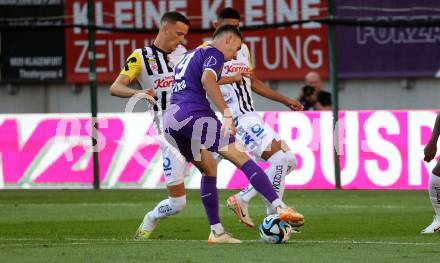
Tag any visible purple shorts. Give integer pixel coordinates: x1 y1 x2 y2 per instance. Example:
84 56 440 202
163 104 235 162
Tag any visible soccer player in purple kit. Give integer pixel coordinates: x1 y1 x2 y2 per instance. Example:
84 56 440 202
163 25 304 243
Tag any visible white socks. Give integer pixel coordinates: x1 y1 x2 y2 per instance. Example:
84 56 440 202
143 195 186 231
271 198 286 209
238 185 258 203
210 223 225 235
268 151 289 200
428 173 440 220
237 150 294 214
285 151 297 176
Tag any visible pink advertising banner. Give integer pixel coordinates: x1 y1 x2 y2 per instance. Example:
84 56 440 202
0 111 438 190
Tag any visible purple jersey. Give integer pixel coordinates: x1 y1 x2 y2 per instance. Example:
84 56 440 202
170 46 224 112
164 46 234 162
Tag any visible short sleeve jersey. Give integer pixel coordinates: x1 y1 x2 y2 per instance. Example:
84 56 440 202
170 46 224 113
200 41 255 117
120 44 187 112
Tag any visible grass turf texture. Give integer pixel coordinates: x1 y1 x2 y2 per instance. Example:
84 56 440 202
0 190 439 262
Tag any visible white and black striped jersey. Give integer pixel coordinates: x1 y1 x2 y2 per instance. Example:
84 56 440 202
200 42 255 117
120 44 186 130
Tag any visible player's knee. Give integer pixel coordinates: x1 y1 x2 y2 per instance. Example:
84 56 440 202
201 162 217 176
170 195 186 213
167 178 185 188
198 167 214 177
280 140 291 153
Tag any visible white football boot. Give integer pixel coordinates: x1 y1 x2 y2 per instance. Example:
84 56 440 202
421 216 440 234
208 231 242 244
227 194 255 228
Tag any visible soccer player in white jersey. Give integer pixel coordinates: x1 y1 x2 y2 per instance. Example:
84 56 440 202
109 12 190 240
212 8 304 228
422 113 440 233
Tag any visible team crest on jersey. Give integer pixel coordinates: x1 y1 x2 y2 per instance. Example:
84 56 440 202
149 61 158 72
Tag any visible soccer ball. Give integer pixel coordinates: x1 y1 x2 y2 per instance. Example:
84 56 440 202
259 214 293 244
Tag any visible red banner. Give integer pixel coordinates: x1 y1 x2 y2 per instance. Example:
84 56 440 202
65 0 328 83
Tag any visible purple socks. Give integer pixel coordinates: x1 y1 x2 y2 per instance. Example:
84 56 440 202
200 160 280 228
241 159 279 203
200 176 220 225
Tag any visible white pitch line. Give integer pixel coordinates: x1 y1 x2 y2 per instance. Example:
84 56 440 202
0 203 142 207
0 203 430 210
289 240 440 246
301 204 430 210
0 238 51 241
0 238 439 247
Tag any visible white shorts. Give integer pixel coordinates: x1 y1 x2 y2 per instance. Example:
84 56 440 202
234 112 280 159
157 135 190 186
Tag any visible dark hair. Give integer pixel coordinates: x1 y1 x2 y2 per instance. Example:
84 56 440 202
160 11 190 26
213 24 243 41
218 7 241 20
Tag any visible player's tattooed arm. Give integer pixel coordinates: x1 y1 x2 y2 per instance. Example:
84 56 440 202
201 70 236 135
109 74 156 102
251 76 303 111
424 113 440 162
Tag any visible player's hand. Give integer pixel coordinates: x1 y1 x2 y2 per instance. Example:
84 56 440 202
240 71 252 79
233 71 251 84
222 116 236 136
285 99 304 111
424 140 437 162
134 89 156 104
221 108 236 136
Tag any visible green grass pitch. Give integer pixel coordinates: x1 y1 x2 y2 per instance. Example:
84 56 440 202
0 189 439 262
